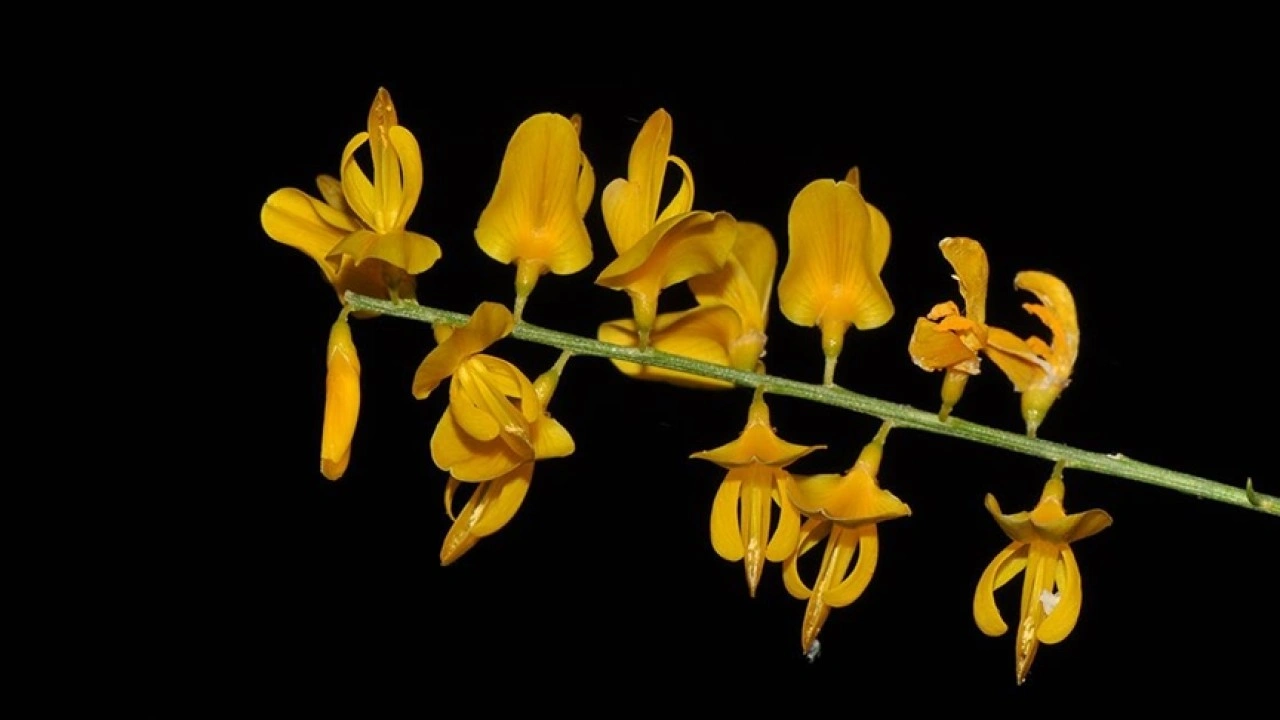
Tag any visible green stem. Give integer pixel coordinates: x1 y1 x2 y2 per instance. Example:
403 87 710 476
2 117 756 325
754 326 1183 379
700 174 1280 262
347 292 1277 518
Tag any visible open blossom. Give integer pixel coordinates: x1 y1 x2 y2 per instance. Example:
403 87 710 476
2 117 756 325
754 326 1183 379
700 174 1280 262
412 302 575 564
475 112 594 320
784 422 910 651
260 88 441 481
907 237 990 419
690 389 822 595
778 168 893 386
595 109 735 348
598 221 776 388
974 465 1112 684
983 271 1079 437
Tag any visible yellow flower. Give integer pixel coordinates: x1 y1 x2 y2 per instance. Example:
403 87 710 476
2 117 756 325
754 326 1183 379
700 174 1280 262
907 237 990 420
475 112 594 321
778 168 893 386
261 88 442 305
973 464 1112 685
690 389 824 596
411 303 575 564
320 311 360 481
596 109 736 348
601 108 693 254
597 222 777 388
783 422 910 651
983 271 1079 437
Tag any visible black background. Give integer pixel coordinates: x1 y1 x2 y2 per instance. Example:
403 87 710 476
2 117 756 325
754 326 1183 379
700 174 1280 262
226 53 1274 703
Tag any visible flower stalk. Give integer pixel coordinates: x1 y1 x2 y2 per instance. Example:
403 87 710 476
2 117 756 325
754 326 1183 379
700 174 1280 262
345 292 1277 517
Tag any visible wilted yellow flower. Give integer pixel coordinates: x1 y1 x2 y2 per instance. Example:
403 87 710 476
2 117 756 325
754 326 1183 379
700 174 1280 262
974 463 1112 685
983 271 1079 437
598 222 776 388
778 168 893 386
475 112 594 321
690 388 823 596
783 422 910 651
261 88 442 305
907 237 990 420
320 311 360 481
596 109 736 348
411 302 575 564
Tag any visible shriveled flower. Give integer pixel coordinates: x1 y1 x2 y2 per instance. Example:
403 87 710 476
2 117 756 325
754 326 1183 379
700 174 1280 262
983 271 1079 437
475 112 594 321
412 303 575 564
907 237 990 420
974 463 1112 685
320 312 360 481
596 109 735 348
598 222 776 388
784 422 910 651
262 88 441 304
778 168 893 386
690 388 823 596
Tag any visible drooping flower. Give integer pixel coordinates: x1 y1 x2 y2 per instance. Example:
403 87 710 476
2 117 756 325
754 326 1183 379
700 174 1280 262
411 302 575 564
596 109 736 348
783 422 910 652
973 463 1112 685
778 168 893 386
983 271 1079 437
320 311 360 481
474 112 594 321
907 237 990 420
690 388 823 595
597 221 776 388
262 88 442 305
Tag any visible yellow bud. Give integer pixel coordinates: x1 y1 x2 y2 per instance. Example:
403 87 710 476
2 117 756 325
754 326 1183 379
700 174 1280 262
320 315 361 481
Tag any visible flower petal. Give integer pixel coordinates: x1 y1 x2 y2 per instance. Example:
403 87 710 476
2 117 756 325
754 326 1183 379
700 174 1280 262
412 302 515 400
474 113 593 275
597 306 739 389
470 463 534 537
908 317 980 372
984 493 1039 544
790 467 911 528
327 229 442 275
710 475 745 561
261 188 355 282
1043 508 1113 544
984 327 1050 393
740 464 774 596
602 109 676 254
779 179 894 332
688 220 777 333
973 541 1028 636
825 526 878 607
940 237 989 325
1015 271 1079 369
387 125 423 231
340 132 377 229
531 414 575 460
430 407 528 482
766 478 802 561
596 211 737 291
451 363 532 447
782 517 829 600
1038 546 1082 644
656 155 695 224
320 315 360 481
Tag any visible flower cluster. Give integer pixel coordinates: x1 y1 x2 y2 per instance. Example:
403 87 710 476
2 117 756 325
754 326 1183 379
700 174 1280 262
262 89 1111 684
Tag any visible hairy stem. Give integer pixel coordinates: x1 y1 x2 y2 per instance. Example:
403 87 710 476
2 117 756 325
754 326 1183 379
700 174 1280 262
347 293 1277 517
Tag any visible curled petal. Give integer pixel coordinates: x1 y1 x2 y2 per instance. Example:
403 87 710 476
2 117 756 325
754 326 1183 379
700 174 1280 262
431 408 529 482
688 220 778 334
412 303 515 400
710 476 745 561
601 109 690 253
940 237 989 325
475 113 593 275
261 188 357 283
1015 271 1079 369
984 493 1039 544
825 526 878 607
327 229 442 275
973 541 1029 636
908 317 981 373
766 480 802 561
470 464 534 537
789 468 911 528
984 327 1051 392
782 517 830 600
1038 546 1082 644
